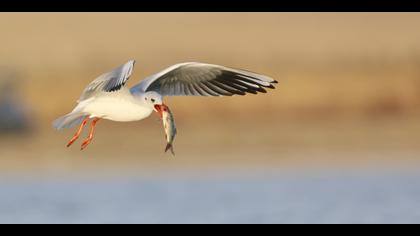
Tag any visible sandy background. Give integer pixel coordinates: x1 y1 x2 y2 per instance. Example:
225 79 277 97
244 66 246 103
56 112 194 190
0 13 420 176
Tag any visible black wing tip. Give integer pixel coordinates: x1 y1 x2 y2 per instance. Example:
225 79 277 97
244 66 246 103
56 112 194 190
267 84 275 89
266 80 278 89
230 91 246 96
107 83 125 92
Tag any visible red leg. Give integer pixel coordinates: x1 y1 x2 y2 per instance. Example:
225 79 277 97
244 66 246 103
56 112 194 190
80 118 100 150
67 117 89 147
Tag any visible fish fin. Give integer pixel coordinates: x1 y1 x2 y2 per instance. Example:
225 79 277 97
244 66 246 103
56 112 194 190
165 143 175 156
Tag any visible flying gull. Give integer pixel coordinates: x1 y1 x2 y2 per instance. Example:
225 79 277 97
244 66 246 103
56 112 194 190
53 60 278 150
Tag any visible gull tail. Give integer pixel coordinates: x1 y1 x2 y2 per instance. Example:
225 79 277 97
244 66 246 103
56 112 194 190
165 143 175 156
52 112 88 130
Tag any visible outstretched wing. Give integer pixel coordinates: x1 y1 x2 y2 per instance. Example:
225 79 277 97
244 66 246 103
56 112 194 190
78 60 135 102
130 62 277 97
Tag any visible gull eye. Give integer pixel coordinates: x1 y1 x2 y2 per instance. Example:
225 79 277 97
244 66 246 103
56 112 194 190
145 97 148 101
151 98 155 103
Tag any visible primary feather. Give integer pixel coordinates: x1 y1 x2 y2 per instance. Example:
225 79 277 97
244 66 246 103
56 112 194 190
130 62 277 97
78 60 135 102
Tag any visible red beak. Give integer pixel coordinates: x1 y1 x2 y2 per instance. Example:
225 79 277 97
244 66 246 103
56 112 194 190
154 104 164 118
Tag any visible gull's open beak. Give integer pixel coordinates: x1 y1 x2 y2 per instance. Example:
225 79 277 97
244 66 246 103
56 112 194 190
154 104 164 118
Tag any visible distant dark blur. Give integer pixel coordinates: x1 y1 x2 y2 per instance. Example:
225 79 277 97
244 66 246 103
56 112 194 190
0 69 31 133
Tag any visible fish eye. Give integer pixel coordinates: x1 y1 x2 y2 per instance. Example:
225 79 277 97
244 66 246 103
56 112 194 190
151 98 155 103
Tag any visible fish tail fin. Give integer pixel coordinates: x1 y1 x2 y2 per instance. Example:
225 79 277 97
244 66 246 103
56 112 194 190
165 143 175 156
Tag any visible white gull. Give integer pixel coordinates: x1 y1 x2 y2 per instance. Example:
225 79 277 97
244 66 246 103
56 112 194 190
53 60 278 150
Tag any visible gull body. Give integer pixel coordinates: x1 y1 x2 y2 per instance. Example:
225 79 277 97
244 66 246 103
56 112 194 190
75 89 154 122
53 59 277 150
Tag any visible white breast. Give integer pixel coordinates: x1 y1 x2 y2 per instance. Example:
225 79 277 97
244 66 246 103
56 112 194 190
78 92 153 122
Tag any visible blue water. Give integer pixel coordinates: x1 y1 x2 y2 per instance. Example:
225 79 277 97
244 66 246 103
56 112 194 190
0 171 419 223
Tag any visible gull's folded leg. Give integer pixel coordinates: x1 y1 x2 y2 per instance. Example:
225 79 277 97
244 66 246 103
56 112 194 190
67 117 89 147
81 118 100 150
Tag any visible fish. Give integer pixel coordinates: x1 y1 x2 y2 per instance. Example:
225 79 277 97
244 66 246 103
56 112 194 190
155 104 177 155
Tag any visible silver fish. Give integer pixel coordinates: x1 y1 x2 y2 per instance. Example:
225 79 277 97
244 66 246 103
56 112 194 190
155 104 177 155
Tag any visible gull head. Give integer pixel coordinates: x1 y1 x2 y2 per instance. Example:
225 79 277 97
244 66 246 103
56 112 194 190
141 91 164 114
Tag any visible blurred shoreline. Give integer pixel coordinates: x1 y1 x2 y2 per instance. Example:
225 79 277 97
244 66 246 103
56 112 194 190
1 114 420 177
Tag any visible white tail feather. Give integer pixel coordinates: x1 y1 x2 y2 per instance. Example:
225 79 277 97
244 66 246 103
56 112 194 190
52 113 87 130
